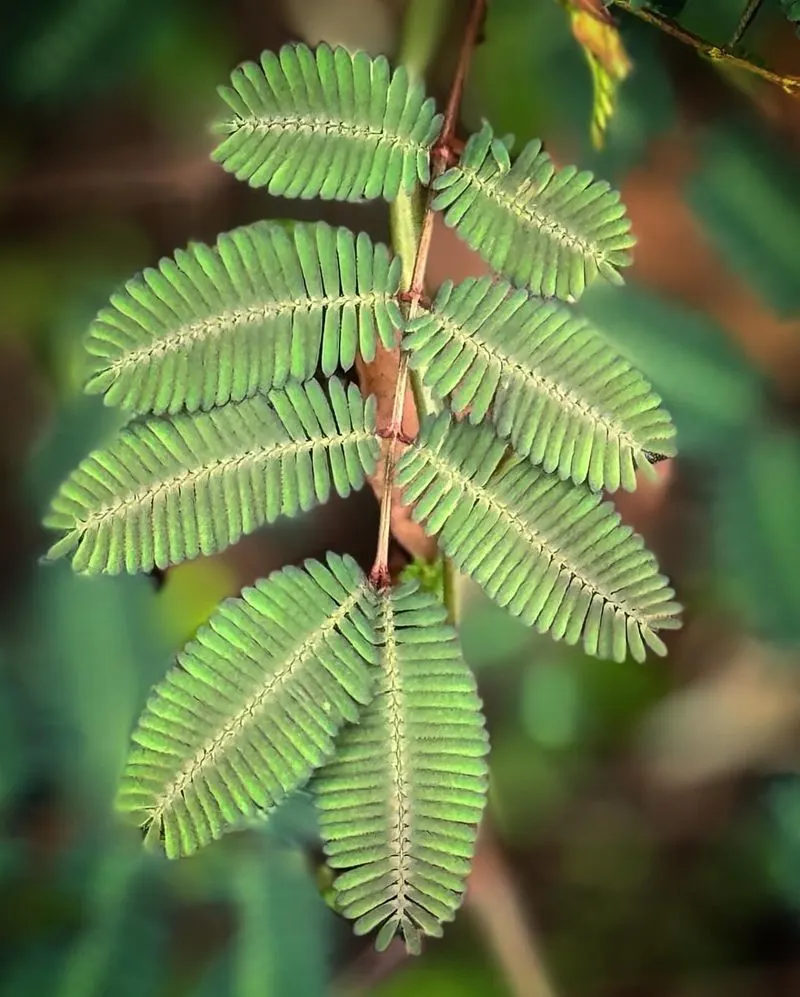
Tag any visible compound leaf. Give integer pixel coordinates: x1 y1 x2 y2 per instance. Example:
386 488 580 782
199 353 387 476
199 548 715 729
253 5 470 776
84 220 402 415
116 553 379 858
314 583 489 954
431 123 634 301
403 277 675 491
396 415 682 662
44 377 379 574
212 43 442 202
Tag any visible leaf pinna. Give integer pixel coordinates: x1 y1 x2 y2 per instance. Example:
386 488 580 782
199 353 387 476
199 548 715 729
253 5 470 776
212 44 442 202
45 378 379 574
44 21 682 959
397 415 681 663
314 584 489 953
432 123 635 301
84 221 402 415
116 554 378 858
404 277 676 490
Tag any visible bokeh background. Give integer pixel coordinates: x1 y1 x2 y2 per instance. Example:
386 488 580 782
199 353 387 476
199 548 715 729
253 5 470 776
2 1 800 994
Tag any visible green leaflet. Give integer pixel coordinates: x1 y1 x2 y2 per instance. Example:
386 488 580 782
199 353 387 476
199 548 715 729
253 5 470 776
314 583 489 954
44 378 379 574
212 43 442 202
116 554 379 858
431 123 634 301
84 220 402 415
403 276 675 491
396 415 682 663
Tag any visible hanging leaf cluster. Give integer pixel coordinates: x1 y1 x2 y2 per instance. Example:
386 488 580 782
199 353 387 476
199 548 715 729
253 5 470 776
44 41 681 955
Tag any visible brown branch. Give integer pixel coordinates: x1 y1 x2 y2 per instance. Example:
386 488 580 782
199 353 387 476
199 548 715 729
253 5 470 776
366 0 487 587
729 0 764 50
5 154 222 204
613 0 800 96
355 346 438 569
466 824 559 997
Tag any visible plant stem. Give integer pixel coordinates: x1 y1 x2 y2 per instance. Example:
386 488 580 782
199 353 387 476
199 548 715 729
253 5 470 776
613 0 800 95
466 825 559 997
370 0 487 587
730 0 763 49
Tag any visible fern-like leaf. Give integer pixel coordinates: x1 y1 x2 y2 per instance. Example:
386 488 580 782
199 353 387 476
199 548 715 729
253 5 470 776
84 221 402 415
314 583 489 954
212 43 442 202
396 415 682 662
431 123 634 301
44 378 379 574
403 277 676 491
116 553 379 858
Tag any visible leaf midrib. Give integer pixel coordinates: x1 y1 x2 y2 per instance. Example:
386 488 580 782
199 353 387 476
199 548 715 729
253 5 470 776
419 446 655 626
74 430 375 533
379 596 412 922
221 113 426 156
432 310 643 452
459 162 597 258
99 291 391 374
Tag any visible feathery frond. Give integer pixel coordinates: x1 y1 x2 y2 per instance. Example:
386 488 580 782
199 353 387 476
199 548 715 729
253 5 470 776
44 378 379 574
314 583 489 954
403 277 676 491
212 43 442 202
431 123 635 301
84 221 402 415
116 554 379 858
396 415 682 662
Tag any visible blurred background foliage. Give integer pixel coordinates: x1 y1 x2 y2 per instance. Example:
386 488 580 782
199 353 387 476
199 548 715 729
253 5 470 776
2 1 800 995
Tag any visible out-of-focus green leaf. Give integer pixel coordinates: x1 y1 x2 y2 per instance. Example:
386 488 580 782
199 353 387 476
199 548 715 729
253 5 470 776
374 952 508 997
470 0 580 140
55 842 146 997
687 119 800 316
156 559 237 648
459 592 533 669
580 282 767 456
780 0 800 36
472 1 676 183
232 844 329 997
2 0 175 106
489 728 580 839
713 424 800 646
522 661 582 749
192 839 330 997
0 649 25 809
766 777 800 911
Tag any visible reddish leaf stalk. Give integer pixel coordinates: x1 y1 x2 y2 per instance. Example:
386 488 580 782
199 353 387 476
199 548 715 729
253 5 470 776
369 0 487 587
